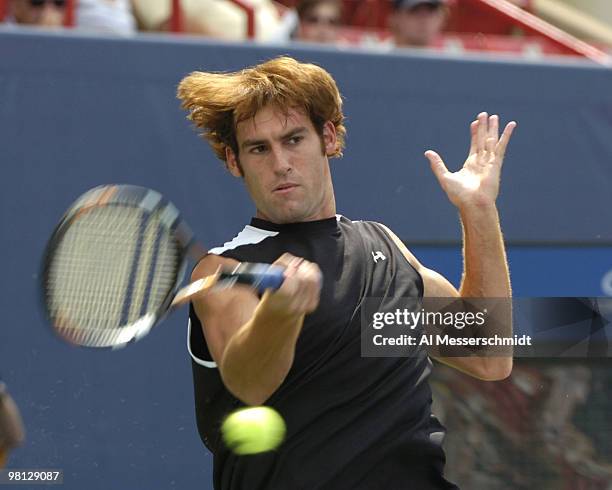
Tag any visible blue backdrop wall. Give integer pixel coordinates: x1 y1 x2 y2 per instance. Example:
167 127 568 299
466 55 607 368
1 28 611 489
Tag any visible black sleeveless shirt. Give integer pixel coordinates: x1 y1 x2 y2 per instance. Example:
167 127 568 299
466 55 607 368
188 216 458 490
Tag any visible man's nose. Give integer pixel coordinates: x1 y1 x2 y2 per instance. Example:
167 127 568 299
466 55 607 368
270 146 292 174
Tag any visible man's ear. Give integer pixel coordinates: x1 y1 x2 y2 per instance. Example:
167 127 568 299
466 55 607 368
225 146 243 177
322 121 337 156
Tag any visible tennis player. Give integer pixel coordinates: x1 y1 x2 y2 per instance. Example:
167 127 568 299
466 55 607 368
0 382 24 468
179 56 515 489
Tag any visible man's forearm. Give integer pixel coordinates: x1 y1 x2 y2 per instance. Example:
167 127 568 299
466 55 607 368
459 203 511 299
459 203 513 373
219 296 305 406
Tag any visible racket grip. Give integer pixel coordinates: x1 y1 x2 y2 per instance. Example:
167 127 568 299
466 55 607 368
219 263 285 293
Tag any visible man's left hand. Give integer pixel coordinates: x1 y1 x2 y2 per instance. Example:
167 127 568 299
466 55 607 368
424 112 516 211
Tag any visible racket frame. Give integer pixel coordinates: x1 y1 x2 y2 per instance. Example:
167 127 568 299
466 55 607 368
41 184 195 348
41 184 286 349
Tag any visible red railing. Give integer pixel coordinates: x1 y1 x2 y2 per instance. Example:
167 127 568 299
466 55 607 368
280 0 610 63
64 0 75 27
170 0 181 32
467 0 611 65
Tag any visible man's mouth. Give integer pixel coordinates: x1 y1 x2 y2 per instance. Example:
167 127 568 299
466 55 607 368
273 183 299 194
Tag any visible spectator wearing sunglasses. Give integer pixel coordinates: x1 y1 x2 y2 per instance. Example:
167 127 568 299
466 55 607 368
389 0 448 48
295 0 342 44
5 0 65 27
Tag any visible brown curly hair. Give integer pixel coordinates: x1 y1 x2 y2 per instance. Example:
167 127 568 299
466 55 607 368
177 56 346 163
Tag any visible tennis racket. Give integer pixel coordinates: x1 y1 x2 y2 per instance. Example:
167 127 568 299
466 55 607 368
41 184 285 348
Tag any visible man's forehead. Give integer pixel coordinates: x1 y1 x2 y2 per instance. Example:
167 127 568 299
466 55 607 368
236 106 311 138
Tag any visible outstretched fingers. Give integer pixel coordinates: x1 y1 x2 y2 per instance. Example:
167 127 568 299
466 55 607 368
474 113 516 164
469 119 479 155
486 114 498 153
476 112 488 153
496 121 517 162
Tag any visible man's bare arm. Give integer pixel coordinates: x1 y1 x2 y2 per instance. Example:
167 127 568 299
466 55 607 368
191 253 321 405
379 224 511 380
383 113 516 380
422 112 515 379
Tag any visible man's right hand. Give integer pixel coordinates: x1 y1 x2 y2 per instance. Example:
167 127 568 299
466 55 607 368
262 253 322 318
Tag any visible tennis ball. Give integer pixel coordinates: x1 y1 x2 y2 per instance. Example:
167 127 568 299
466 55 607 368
221 406 286 455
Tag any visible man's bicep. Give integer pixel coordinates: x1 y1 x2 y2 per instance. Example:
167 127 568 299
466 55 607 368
191 256 260 365
419 267 460 298
379 224 508 378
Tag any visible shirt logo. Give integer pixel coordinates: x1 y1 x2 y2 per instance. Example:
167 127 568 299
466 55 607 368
372 251 387 263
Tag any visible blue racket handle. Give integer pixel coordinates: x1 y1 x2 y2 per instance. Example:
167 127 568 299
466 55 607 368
218 263 285 294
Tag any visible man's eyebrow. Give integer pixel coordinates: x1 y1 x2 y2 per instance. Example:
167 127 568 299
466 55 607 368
240 127 308 150
240 138 266 150
281 127 308 139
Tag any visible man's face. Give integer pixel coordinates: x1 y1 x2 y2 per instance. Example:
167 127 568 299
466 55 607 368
12 0 65 27
298 3 342 44
226 105 337 224
390 3 446 47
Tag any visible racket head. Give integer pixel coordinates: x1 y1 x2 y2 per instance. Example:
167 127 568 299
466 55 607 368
41 184 195 348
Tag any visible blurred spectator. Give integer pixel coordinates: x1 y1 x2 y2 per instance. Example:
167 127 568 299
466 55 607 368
76 0 136 36
4 0 65 28
0 382 24 468
389 0 448 48
131 0 282 41
295 0 342 44
431 361 612 489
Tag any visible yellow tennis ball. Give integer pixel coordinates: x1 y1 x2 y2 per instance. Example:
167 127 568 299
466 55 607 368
221 406 286 455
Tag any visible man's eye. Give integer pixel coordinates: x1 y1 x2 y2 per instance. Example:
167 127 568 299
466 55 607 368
287 136 303 145
250 145 267 154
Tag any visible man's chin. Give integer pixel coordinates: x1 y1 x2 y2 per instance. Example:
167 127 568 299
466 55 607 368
265 207 309 224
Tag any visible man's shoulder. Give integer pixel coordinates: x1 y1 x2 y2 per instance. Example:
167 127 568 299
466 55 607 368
338 216 386 231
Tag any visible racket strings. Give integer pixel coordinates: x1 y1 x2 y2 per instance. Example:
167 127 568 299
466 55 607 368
125 210 181 324
46 205 181 346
